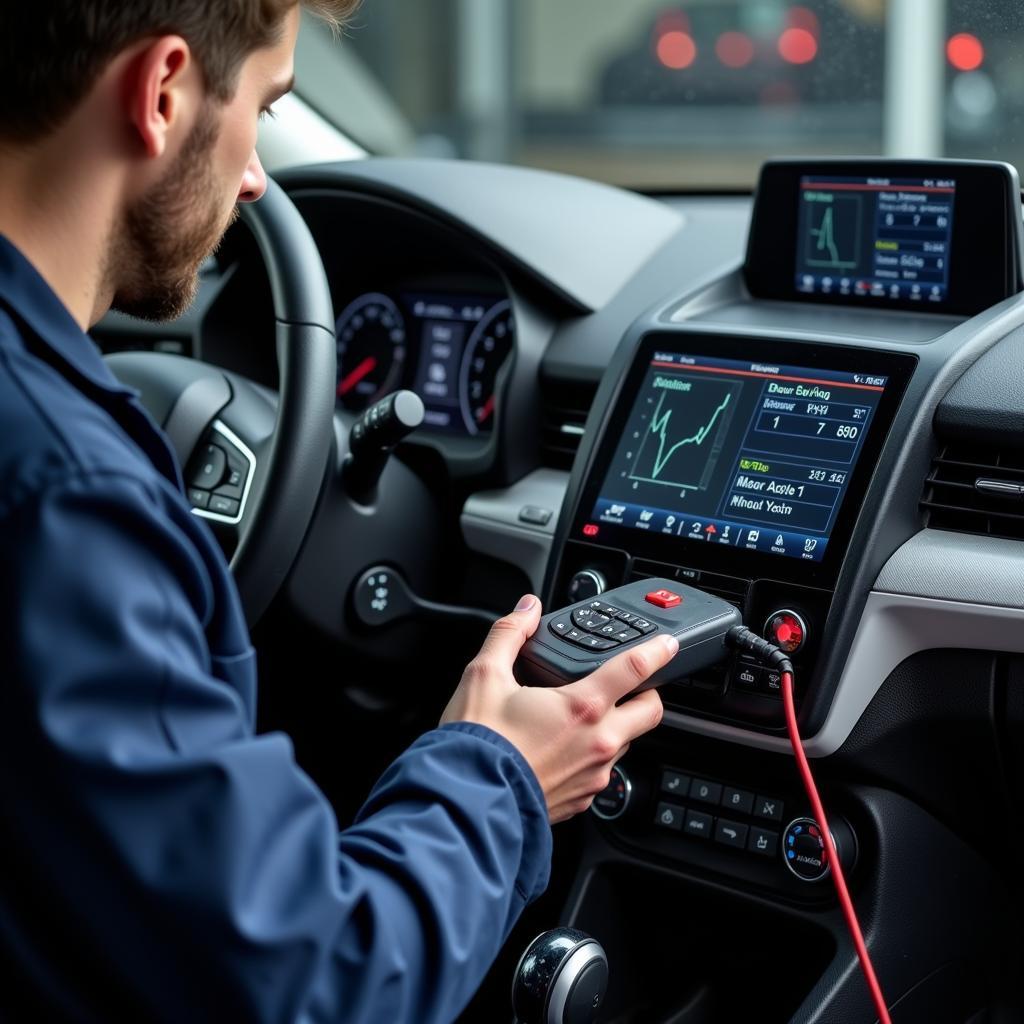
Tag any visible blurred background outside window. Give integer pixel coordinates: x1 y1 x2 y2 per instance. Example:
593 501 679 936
293 1 1024 190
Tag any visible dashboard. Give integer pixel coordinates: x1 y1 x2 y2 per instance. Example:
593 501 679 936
93 154 1024 1022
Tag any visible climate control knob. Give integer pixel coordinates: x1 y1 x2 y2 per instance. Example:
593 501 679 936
591 765 632 821
764 609 808 655
782 815 856 883
568 570 606 603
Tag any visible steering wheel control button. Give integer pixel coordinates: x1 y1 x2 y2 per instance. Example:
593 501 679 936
188 443 227 490
188 488 210 510
209 495 240 517
518 505 553 527
714 818 749 851
747 827 779 858
660 770 690 797
764 609 808 655
722 787 755 815
689 779 722 806
655 803 684 832
646 589 682 609
783 818 830 882
568 570 606 603
591 765 632 821
683 809 713 839
754 795 784 822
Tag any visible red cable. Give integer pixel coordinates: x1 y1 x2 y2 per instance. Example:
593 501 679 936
781 670 892 1024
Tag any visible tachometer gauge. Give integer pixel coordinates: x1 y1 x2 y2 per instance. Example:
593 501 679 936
459 300 514 435
335 293 407 411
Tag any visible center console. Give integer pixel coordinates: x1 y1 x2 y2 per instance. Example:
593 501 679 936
545 158 1022 740
552 334 914 730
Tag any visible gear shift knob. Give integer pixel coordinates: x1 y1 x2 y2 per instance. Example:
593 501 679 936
512 928 608 1024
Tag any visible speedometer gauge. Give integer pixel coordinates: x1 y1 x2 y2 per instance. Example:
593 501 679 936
459 300 514 435
335 293 407 412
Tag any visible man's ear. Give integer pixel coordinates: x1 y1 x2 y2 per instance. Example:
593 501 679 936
126 36 195 160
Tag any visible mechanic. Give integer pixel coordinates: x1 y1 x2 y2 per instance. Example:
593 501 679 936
0 2 673 1021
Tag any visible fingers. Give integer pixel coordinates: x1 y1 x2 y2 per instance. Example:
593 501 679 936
473 595 542 667
568 633 678 714
610 688 664 745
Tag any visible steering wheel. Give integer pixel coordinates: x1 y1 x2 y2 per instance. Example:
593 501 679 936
105 179 337 626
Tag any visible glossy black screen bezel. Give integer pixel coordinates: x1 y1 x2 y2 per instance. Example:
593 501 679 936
571 333 917 589
744 159 1021 316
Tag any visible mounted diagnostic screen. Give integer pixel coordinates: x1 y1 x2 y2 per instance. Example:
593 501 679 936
745 159 1022 316
574 334 916 588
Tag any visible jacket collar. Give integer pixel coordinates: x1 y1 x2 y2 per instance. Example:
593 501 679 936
0 233 137 399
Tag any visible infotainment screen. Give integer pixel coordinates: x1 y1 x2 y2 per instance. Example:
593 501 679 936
588 350 894 565
744 159 1022 315
795 176 955 304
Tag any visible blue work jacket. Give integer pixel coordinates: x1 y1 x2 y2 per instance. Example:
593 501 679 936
0 234 552 1023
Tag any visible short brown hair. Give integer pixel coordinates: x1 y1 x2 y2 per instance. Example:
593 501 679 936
0 0 361 142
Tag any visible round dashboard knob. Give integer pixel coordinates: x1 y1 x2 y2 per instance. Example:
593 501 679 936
764 609 808 655
782 816 856 883
568 570 606 603
590 765 632 821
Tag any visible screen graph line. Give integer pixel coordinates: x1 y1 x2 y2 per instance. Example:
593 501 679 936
649 391 732 479
811 206 841 265
627 378 740 492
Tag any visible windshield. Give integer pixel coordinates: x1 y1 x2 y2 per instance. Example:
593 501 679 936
297 1 1024 191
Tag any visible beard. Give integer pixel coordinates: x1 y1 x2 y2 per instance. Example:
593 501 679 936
109 108 239 323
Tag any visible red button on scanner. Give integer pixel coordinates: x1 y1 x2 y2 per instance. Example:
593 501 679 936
646 589 682 609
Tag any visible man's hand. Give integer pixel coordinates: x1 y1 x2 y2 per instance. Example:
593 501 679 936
440 595 673 823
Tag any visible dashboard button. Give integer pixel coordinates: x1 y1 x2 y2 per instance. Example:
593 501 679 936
612 626 641 643
762 668 783 696
660 770 690 797
518 505 553 526
722 787 755 815
684 809 713 839
754 795 784 822
548 619 572 638
633 618 657 635
764 609 808 655
655 803 684 832
748 827 779 858
646 589 682 609
714 818 749 850
735 664 761 691
614 610 639 624
689 779 722 805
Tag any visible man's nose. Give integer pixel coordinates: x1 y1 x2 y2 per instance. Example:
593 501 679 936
238 150 268 203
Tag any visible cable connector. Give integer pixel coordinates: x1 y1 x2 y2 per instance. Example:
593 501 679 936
726 625 794 676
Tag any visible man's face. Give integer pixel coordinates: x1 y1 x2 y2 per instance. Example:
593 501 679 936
110 8 299 322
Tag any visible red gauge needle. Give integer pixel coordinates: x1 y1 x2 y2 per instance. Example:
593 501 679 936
338 356 378 396
476 395 496 424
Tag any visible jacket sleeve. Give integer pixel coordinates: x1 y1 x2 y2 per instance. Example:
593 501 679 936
0 469 552 1024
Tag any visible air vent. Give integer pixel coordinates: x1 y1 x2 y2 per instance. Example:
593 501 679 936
921 443 1024 539
540 377 596 470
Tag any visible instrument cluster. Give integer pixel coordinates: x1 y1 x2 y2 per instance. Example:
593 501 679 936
334 290 514 437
